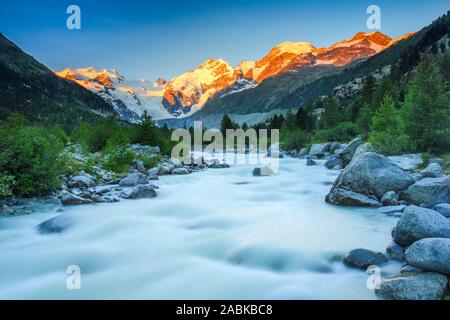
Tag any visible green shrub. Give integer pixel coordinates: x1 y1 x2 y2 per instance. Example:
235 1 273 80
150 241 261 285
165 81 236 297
280 128 310 151
312 122 358 143
103 146 136 174
0 124 65 196
0 173 15 198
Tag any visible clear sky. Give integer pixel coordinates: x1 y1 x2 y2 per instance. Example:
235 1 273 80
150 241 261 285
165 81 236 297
0 0 448 81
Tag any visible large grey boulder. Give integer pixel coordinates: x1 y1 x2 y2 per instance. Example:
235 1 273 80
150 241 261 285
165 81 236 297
326 152 414 205
306 159 317 166
60 191 93 205
400 176 450 207
172 168 190 175
37 214 73 234
387 154 422 171
420 163 442 178
67 175 96 189
309 143 331 158
375 272 448 300
132 160 146 174
405 238 450 275
157 164 175 175
119 173 148 187
325 189 381 207
434 203 450 218
376 205 407 215
352 143 369 160
391 206 450 246
324 156 339 169
298 148 308 158
343 248 388 269
329 142 343 154
337 137 362 167
120 185 157 199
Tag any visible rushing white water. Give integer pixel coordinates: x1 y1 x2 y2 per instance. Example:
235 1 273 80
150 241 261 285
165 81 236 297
0 156 401 299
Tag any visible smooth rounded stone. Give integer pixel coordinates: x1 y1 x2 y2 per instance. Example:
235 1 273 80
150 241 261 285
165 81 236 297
381 191 400 206
434 203 450 218
400 176 450 207
420 163 442 178
337 137 362 167
387 154 423 171
376 205 407 215
157 164 175 175
90 185 113 195
332 165 342 170
309 143 331 158
132 160 146 174
391 206 450 246
375 272 448 300
67 175 96 189
401 265 424 274
90 194 107 203
210 163 230 169
386 242 405 261
120 185 157 200
306 159 317 166
352 143 370 160
325 189 381 207
343 248 388 269
324 156 339 169
253 167 274 176
60 191 93 205
37 214 73 234
329 142 343 154
172 168 190 175
119 173 148 187
334 148 344 156
405 238 450 275
327 153 414 204
298 148 308 158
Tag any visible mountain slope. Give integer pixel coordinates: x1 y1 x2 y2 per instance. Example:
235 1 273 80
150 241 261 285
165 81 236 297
0 33 115 126
55 67 172 122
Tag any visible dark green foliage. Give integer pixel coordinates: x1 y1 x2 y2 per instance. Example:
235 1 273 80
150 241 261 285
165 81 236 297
220 114 238 134
102 146 136 174
318 96 344 129
0 114 65 196
402 53 450 154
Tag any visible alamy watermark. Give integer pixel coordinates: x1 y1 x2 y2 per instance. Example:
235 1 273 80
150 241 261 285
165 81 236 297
66 265 81 290
66 5 81 30
171 121 280 172
367 5 381 30
366 265 382 290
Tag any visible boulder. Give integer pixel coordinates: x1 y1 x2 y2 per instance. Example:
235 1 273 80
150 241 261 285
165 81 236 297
210 163 230 169
325 189 381 207
298 148 308 158
306 159 317 166
337 137 362 166
157 164 175 175
386 242 405 261
352 143 370 160
37 214 73 234
132 160 146 174
405 238 450 275
253 167 274 176
376 272 448 300
326 152 414 204
324 156 339 169
120 185 157 200
60 191 93 205
309 143 331 158
329 142 343 154
90 194 107 203
420 163 442 178
343 248 388 269
387 154 422 171
434 203 450 218
172 168 190 175
381 191 399 206
119 173 148 187
391 206 450 246
67 176 96 189
400 176 450 207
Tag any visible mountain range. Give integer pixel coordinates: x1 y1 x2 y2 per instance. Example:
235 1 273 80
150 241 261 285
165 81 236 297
54 31 413 125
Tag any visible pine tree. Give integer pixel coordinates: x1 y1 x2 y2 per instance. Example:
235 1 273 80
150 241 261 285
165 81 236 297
220 114 235 134
402 53 450 153
318 96 343 129
356 103 373 140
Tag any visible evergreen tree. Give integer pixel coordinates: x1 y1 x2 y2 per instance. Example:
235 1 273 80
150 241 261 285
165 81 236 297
296 103 315 132
356 103 373 140
402 53 450 153
220 114 235 134
318 96 343 129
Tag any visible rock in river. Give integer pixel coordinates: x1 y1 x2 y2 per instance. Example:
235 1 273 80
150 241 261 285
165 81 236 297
119 173 148 187
405 238 450 275
434 203 450 218
67 175 96 189
61 191 93 205
120 185 157 200
327 153 414 202
391 206 450 246
37 214 73 234
325 189 381 207
375 272 448 300
253 167 274 176
400 176 450 207
343 248 388 269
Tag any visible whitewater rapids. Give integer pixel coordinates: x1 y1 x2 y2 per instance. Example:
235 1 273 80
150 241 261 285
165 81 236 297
0 156 400 299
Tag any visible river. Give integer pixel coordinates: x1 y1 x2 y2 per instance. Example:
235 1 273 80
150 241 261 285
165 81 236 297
0 156 400 299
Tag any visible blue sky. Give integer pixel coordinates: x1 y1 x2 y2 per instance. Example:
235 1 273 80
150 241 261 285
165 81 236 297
0 1 448 81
